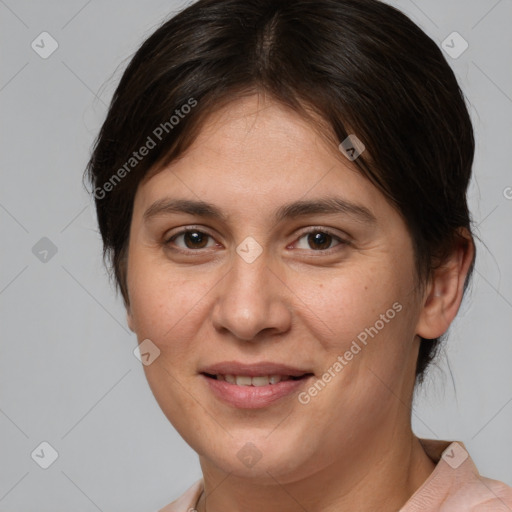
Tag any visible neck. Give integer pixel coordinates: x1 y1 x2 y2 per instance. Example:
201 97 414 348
196 430 435 512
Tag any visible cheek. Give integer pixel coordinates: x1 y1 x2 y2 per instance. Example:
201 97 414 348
315 265 417 383
127 254 206 349
292 259 418 410
293 264 404 350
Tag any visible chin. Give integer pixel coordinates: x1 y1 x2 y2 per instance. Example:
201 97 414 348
196 433 319 483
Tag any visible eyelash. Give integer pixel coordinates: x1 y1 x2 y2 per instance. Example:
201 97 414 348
163 227 349 254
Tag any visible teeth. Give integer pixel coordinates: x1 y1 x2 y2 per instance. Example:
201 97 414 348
235 375 252 386
251 376 270 386
217 374 292 386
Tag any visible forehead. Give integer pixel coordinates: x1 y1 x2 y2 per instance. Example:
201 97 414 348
144 93 348 182
133 94 397 229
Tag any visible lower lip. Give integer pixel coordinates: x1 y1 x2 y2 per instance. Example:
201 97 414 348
201 374 312 409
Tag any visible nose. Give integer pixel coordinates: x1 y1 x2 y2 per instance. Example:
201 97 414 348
211 249 292 342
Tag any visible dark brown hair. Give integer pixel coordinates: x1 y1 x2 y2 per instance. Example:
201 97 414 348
85 0 476 384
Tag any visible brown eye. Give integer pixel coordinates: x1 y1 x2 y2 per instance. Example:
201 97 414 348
294 229 347 252
166 229 215 250
307 232 333 250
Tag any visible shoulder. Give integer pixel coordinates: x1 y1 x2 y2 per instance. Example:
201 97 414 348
403 440 512 512
157 479 203 512
439 475 512 511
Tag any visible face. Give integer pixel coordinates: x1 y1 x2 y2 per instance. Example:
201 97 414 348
126 94 426 483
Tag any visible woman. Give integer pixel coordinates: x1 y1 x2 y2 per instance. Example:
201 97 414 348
86 0 512 510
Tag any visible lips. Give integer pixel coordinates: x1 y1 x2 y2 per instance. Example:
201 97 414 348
203 373 312 387
199 361 314 408
206 374 301 386
199 361 314 380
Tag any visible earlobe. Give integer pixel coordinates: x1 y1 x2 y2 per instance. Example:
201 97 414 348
416 229 475 340
126 308 136 332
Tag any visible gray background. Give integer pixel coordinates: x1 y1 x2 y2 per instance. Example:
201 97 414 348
1 0 511 511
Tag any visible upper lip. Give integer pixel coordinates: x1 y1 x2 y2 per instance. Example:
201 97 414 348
199 361 313 377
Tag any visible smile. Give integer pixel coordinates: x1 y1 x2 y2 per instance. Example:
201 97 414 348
203 373 311 386
201 371 314 409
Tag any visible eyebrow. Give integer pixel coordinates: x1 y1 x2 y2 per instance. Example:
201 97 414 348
143 196 377 225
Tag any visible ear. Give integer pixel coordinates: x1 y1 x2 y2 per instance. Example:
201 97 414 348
416 228 475 339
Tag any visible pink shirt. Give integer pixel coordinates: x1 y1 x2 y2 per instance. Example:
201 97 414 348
157 440 512 511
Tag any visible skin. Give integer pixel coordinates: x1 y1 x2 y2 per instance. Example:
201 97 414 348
125 93 474 512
